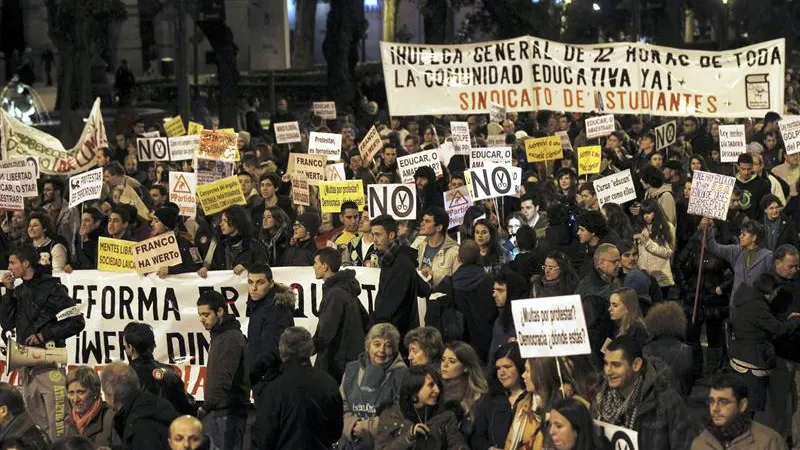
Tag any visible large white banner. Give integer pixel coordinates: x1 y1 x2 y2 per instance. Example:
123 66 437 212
0 98 108 175
0 268 381 399
381 37 785 118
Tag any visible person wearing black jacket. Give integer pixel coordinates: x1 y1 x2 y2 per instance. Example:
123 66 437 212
576 243 621 365
370 214 427 339
280 212 319 266
471 342 525 450
196 291 250 450
312 248 368 383
198 206 267 278
253 327 343 450
0 245 85 441
252 172 295 228
101 362 179 450
122 322 196 416
0 382 51 450
64 207 104 271
150 205 202 277
729 273 800 412
246 264 295 408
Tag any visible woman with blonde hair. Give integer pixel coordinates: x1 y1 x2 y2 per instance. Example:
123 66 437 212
608 287 650 347
441 341 489 435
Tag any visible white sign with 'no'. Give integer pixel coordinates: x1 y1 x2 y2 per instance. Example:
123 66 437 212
367 184 417 220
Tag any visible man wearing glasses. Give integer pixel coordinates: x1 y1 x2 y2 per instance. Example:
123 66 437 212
691 373 784 450
577 243 622 364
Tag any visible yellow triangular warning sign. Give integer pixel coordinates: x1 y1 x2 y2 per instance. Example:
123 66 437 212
173 174 193 194
447 190 469 209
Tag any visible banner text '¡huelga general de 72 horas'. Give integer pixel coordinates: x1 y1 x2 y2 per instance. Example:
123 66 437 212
381 36 784 118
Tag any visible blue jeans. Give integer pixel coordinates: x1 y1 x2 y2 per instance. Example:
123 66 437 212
202 410 246 450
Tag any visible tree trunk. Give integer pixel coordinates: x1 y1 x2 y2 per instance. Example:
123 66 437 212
197 19 240 128
293 0 318 69
323 0 365 114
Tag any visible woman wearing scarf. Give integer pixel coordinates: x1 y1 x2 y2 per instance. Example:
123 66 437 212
375 366 468 449
64 366 115 446
340 323 408 450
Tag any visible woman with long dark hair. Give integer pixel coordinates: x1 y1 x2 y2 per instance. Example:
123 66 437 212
374 366 468 449
635 199 675 295
26 211 68 273
258 206 291 266
553 168 578 205
472 343 526 450
197 205 267 277
530 251 579 298
600 203 634 244
547 397 610 450
474 219 511 277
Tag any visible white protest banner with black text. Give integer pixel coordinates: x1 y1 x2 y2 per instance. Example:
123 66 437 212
137 137 171 162
0 268 381 399
274 121 302 144
470 147 512 168
381 37 784 118
168 135 200 161
585 114 615 139
308 132 343 161
511 295 591 358
68 168 103 208
312 102 337 120
450 121 472 155
368 184 418 220
687 170 736 221
595 169 637 207
780 116 800 155
467 164 521 201
719 124 747 162
0 162 37 198
396 149 443 184
654 121 677 150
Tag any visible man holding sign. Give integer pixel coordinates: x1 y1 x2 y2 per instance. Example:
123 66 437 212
592 336 694 450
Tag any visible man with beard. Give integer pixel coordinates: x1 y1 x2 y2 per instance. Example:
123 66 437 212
414 166 444 214
691 374 784 450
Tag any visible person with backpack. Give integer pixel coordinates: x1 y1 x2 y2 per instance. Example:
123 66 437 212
312 248 369 384
122 322 196 416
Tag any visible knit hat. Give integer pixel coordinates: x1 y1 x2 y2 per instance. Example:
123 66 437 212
414 166 436 182
154 206 179 230
239 131 251 146
664 160 682 172
624 269 652 297
576 210 607 237
296 212 320 236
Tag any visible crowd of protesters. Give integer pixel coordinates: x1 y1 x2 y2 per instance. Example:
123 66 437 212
0 83 799 450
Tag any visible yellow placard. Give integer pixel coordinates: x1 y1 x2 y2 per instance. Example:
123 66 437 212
196 175 247 215
578 145 602 176
319 181 365 214
164 116 187 137
525 136 563 163
187 121 204 135
218 128 235 133
97 237 136 272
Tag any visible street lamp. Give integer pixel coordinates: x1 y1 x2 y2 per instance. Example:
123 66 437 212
592 2 601 11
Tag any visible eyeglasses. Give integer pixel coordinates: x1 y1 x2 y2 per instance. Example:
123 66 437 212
706 398 736 407
293 222 305 229
542 265 560 272
603 258 621 265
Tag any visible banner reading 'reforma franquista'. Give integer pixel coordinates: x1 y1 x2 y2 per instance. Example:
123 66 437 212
381 37 784 118
0 268 381 400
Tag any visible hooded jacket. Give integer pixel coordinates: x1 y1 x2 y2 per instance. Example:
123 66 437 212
313 269 369 382
207 234 267 271
730 283 800 370
705 227 773 308
0 267 85 347
372 243 423 337
129 354 196 416
593 357 694 450
736 174 772 220
204 314 250 413
247 283 296 390
114 390 179 450
412 234 460 287
280 236 317 267
375 401 468 450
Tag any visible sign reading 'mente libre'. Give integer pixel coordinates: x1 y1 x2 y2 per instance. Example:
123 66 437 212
381 37 785 118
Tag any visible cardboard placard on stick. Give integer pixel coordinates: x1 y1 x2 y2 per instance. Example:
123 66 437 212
687 170 736 221
137 137 171 162
368 184 418 220
292 173 310 206
0 163 37 198
470 147 512 168
308 132 343 161
654 121 677 150
274 121 302 144
594 169 637 207
196 175 246 216
288 153 326 186
489 102 506 123
187 121 204 135
198 129 240 162
325 163 346 181
359 125 383 162
396 149 442 184
466 164 521 201
555 130 573 152
779 116 800 155
168 135 200 161
312 102 337 120
164 116 187 137
97 237 136 272
444 186 472 229
68 168 103 208
132 232 182 274
719 124 747 162
511 295 592 358
450 121 472 155
577 146 602 176
0 180 24 210
585 114 616 139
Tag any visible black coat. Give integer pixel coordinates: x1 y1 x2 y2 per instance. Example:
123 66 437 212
534 223 585 275
168 233 202 274
247 284 296 390
313 269 369 382
730 283 800 369
253 358 343 450
576 268 619 364
761 214 799 251
208 235 267 271
114 391 179 450
130 355 196 416
0 412 50 450
0 268 85 347
72 231 100 270
372 244 425 337
471 391 514 450
772 271 800 363
205 315 250 413
279 237 317 266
